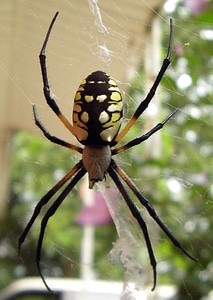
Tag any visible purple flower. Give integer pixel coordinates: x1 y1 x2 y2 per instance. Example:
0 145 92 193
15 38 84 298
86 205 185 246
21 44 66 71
184 0 209 15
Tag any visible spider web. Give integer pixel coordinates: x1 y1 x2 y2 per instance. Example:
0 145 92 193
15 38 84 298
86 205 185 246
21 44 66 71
1 0 213 299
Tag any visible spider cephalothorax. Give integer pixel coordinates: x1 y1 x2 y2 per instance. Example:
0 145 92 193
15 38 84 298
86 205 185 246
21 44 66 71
18 12 197 292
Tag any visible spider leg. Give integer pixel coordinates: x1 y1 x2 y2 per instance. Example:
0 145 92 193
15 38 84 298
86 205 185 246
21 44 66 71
39 11 76 136
18 160 83 257
36 166 86 292
108 166 157 290
33 105 83 153
113 19 173 145
111 160 197 262
112 108 178 155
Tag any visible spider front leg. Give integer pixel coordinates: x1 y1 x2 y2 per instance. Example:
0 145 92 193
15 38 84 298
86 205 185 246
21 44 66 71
112 108 178 155
113 18 173 145
39 12 76 136
33 105 83 153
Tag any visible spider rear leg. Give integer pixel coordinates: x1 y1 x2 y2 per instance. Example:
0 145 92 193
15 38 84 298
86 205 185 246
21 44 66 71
18 161 83 257
112 160 197 262
108 166 157 291
36 166 86 292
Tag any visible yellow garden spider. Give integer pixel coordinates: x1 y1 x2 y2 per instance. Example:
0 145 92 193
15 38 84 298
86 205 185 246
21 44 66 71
18 12 196 292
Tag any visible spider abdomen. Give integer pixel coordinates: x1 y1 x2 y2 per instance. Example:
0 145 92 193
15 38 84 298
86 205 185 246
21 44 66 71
73 71 123 146
82 145 111 188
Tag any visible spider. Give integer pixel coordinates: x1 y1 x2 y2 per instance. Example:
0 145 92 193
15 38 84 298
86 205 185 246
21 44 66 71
18 12 197 292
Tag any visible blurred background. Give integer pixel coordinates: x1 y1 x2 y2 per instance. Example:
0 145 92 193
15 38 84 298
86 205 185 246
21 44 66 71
0 0 213 299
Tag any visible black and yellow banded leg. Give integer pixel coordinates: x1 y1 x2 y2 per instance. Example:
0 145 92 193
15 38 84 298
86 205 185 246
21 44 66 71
36 166 86 292
39 11 76 136
33 105 83 153
108 165 157 291
111 160 198 263
18 160 84 256
113 19 173 145
112 108 178 155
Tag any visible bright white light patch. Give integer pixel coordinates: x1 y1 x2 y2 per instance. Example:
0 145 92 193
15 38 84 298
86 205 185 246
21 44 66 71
177 74 192 89
185 130 197 142
164 0 179 12
146 103 158 117
167 178 182 194
200 29 213 41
